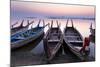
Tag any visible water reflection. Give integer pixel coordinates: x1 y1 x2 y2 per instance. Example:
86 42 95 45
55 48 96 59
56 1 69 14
30 40 44 55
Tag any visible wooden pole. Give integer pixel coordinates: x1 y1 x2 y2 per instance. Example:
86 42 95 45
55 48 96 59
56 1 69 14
59 22 61 28
37 19 41 27
20 19 24 27
56 20 59 28
71 19 74 27
43 20 45 27
66 18 69 28
48 23 50 29
27 20 30 26
51 20 53 28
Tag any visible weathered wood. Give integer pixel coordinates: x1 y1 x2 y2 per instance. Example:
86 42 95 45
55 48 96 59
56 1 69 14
37 19 41 27
63 19 85 61
43 20 63 61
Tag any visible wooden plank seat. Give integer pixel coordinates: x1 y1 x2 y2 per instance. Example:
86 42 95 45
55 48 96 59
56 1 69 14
67 37 82 40
48 39 60 42
68 40 83 43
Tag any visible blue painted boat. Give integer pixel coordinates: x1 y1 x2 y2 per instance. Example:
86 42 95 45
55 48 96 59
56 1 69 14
11 19 48 49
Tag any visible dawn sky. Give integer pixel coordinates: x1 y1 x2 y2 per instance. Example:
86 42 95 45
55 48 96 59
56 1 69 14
11 1 95 20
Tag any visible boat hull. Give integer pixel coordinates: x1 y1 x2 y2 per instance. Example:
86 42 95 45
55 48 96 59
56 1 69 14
63 39 84 61
63 27 85 61
11 29 44 49
43 28 63 61
11 27 28 36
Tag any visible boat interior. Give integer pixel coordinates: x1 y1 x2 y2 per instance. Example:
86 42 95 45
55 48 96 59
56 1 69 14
11 27 43 42
64 27 83 47
46 28 62 53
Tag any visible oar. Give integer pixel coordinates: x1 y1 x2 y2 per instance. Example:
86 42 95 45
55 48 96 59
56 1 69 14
37 19 41 27
43 20 45 27
20 19 24 27
56 20 59 27
48 23 50 29
29 20 34 25
66 18 69 28
51 20 53 28
11 21 18 28
43 23 50 28
26 20 34 27
71 19 74 27
27 20 30 26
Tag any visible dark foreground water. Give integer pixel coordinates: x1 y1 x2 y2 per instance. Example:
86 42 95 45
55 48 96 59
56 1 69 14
11 34 94 67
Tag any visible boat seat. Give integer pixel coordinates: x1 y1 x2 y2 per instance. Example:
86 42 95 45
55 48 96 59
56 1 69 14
65 36 80 37
66 37 82 41
68 40 83 43
48 39 60 42
65 33 78 36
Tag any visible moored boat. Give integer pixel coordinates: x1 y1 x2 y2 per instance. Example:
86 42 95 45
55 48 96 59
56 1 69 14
63 19 85 60
43 20 63 61
11 19 48 49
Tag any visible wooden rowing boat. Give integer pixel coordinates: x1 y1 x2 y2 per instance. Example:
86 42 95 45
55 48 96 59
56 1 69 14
11 19 48 49
63 19 85 60
43 20 63 61
11 20 34 35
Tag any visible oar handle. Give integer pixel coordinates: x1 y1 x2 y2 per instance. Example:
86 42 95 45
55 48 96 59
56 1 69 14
37 19 41 27
66 18 74 27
